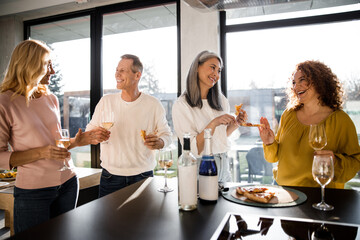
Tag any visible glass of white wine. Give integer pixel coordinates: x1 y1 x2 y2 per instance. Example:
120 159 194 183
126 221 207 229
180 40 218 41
55 129 71 171
101 111 114 144
312 154 334 211
309 124 327 151
158 149 173 193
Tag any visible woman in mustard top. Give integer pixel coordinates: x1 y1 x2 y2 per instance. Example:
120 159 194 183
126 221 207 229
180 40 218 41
259 60 360 188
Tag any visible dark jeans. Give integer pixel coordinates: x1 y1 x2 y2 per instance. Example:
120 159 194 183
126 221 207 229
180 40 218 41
14 176 79 234
99 169 153 198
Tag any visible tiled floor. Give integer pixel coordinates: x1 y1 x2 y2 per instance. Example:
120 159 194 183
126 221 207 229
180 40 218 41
0 211 10 239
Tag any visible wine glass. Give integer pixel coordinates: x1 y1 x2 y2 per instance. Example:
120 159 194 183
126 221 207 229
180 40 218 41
310 223 334 240
101 111 114 144
158 149 173 193
55 129 71 171
312 154 334 211
309 124 327 151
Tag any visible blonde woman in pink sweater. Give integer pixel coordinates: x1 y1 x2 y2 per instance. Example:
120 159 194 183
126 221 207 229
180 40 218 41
0 40 108 233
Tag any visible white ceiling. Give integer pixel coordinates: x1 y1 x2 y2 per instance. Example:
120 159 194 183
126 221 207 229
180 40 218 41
0 0 131 20
1 0 358 45
30 4 176 44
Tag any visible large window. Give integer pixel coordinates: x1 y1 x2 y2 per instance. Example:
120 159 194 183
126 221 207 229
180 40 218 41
25 0 177 168
223 5 360 189
101 4 178 174
30 16 91 167
102 4 177 131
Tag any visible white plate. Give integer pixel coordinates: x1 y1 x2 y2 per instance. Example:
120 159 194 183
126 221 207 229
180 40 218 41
0 182 10 187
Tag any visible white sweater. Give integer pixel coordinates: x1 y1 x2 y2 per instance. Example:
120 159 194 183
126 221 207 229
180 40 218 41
172 94 230 158
86 92 172 176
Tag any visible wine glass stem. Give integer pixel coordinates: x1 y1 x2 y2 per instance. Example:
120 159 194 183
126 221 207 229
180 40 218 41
321 185 325 204
164 167 168 188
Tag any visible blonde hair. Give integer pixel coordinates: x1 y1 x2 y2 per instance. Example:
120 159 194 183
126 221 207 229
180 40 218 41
0 39 51 104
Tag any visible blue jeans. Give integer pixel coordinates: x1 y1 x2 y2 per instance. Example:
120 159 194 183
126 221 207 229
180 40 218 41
99 169 153 198
14 176 79 234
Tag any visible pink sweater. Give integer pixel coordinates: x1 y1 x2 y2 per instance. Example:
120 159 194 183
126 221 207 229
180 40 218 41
0 90 75 189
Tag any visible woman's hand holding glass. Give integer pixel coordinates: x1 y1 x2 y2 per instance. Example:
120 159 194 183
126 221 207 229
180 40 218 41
55 129 72 171
39 145 70 161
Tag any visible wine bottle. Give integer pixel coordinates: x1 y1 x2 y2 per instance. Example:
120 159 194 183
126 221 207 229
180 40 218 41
198 128 218 203
178 133 198 211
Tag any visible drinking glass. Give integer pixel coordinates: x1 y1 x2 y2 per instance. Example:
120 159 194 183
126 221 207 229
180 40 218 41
312 154 334 211
55 129 71 171
309 124 327 151
311 223 334 240
101 111 114 144
158 149 173 193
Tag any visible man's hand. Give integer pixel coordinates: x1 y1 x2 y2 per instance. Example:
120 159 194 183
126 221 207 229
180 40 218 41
71 127 110 148
144 134 164 150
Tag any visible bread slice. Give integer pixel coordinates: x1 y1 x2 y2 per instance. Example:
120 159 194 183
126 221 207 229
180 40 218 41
140 130 146 141
235 104 243 116
244 191 275 203
240 122 265 127
236 186 268 195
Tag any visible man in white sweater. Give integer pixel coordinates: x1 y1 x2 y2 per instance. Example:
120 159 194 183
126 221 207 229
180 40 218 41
86 54 172 197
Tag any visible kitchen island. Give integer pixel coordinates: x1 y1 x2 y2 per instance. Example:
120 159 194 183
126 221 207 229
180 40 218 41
8 176 360 239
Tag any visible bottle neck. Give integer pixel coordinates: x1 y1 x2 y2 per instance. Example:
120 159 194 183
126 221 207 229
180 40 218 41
183 137 191 151
203 137 212 156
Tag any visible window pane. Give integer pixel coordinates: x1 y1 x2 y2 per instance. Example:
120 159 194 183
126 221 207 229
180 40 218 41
30 16 91 168
226 19 360 187
102 4 178 174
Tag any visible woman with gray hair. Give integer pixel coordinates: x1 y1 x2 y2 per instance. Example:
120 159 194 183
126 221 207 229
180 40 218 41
172 50 247 183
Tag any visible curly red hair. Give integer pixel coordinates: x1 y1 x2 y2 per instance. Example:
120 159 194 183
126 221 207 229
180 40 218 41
286 60 343 111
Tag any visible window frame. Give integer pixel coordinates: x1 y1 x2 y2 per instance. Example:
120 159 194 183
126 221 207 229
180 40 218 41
219 10 360 96
24 0 178 168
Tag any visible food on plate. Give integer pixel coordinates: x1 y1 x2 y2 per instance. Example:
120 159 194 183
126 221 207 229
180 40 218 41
235 104 243 116
236 186 268 195
140 130 146 141
0 171 16 179
236 186 275 203
244 191 275 204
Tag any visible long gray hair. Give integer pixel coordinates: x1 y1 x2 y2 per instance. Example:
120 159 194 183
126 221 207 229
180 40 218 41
184 50 223 110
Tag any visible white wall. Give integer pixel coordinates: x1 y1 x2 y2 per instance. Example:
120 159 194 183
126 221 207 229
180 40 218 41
180 0 219 93
0 16 23 80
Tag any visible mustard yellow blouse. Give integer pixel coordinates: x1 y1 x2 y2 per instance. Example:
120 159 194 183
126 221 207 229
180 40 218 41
264 109 360 188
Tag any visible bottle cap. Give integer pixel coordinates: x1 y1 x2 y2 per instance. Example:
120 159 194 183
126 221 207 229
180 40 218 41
183 133 190 150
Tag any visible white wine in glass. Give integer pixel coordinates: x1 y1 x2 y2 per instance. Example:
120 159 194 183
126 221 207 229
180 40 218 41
101 111 114 144
158 149 173 193
309 124 327 151
56 129 71 171
312 154 334 211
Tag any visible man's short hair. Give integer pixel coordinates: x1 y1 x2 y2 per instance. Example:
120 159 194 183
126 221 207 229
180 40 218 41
121 54 143 74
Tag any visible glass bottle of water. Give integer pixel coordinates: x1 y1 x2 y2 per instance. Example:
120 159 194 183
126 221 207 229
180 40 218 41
178 133 198 211
198 128 218 203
